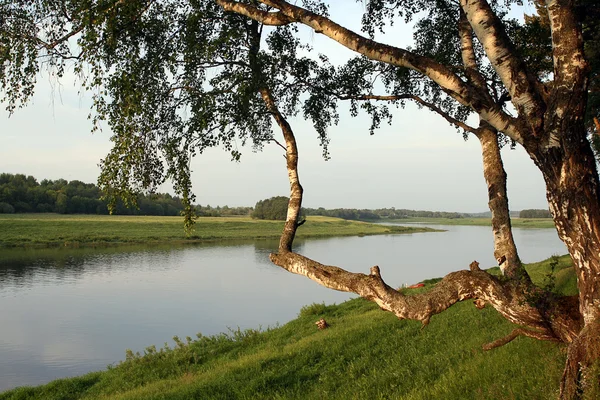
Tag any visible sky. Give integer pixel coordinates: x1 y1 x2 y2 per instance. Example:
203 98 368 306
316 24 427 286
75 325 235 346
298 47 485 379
0 1 549 213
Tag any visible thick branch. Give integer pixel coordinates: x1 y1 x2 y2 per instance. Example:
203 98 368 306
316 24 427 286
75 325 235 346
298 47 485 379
216 0 293 26
542 0 589 152
460 0 546 136
546 0 588 93
458 9 489 92
269 251 573 339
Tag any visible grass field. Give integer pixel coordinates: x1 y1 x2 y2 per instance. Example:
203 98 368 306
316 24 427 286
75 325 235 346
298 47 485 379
0 214 436 247
0 255 575 400
387 217 557 229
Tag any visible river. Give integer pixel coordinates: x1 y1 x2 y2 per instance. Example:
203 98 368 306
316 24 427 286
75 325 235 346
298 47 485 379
0 223 566 391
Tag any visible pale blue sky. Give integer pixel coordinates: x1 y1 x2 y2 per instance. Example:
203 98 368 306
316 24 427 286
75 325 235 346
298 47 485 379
0 1 549 212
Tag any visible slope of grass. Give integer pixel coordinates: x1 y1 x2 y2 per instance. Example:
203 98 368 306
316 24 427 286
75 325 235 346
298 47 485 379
386 217 556 229
0 256 576 400
0 214 436 247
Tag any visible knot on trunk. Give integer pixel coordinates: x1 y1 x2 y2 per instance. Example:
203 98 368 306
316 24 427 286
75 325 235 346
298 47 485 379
469 261 481 271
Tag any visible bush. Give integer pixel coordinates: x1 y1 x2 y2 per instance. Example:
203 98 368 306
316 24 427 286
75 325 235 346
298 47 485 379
251 196 290 220
0 202 15 213
299 302 330 317
519 209 552 218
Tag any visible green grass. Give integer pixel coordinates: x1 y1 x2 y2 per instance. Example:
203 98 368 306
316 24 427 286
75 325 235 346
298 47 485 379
0 256 576 400
0 214 437 248
387 217 556 229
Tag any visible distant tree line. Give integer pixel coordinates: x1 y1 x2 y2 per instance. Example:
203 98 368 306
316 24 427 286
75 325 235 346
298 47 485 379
0 173 251 217
0 173 188 215
302 207 465 221
195 204 253 217
249 197 467 222
248 195 472 222
2 174 541 221
519 209 553 218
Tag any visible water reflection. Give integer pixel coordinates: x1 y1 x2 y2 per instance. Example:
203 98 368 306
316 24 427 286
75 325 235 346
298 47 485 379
0 226 567 391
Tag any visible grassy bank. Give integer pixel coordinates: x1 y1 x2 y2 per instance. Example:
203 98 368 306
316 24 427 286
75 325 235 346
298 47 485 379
385 217 556 229
1 255 575 400
0 214 436 247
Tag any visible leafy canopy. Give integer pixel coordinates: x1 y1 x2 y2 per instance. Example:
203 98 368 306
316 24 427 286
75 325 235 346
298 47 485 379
0 0 339 232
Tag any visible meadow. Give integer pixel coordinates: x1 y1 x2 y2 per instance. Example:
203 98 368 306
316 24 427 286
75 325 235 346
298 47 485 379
0 255 575 400
0 214 435 247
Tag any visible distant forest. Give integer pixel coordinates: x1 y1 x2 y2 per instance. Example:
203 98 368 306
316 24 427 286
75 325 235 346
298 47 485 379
0 173 551 220
0 173 251 216
302 207 465 220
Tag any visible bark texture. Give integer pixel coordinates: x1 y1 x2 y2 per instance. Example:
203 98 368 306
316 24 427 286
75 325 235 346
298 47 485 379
458 9 525 280
476 126 522 278
259 88 303 252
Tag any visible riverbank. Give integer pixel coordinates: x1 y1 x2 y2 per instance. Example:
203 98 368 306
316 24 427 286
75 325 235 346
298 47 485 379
0 255 575 400
383 217 556 229
0 214 437 248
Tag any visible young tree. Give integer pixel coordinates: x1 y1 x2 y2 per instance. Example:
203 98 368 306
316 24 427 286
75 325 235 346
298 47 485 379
2 0 599 397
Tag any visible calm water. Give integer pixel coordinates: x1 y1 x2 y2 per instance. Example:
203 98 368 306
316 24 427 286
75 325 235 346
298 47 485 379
0 224 566 391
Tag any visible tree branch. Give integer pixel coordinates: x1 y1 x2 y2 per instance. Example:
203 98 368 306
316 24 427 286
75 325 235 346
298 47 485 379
335 92 478 134
217 0 524 143
268 138 287 152
482 327 560 350
460 0 546 136
269 251 570 338
458 9 489 92
546 0 588 93
42 0 130 50
216 0 294 26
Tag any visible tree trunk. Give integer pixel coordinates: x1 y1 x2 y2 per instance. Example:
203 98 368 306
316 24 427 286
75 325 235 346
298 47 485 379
259 88 303 252
535 138 600 397
477 125 523 278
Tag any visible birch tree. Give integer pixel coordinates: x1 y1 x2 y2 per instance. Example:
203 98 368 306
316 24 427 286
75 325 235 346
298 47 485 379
2 0 600 398
215 1 600 397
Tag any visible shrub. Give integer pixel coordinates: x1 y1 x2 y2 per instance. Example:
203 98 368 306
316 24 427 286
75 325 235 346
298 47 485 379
251 196 290 220
519 209 552 218
0 202 15 213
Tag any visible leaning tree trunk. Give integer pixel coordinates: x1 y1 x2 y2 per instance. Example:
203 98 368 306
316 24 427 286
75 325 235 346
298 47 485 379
477 124 523 279
259 87 303 252
458 9 523 280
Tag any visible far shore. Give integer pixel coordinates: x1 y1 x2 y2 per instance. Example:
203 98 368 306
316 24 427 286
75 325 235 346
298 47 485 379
0 214 439 248
377 217 556 229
